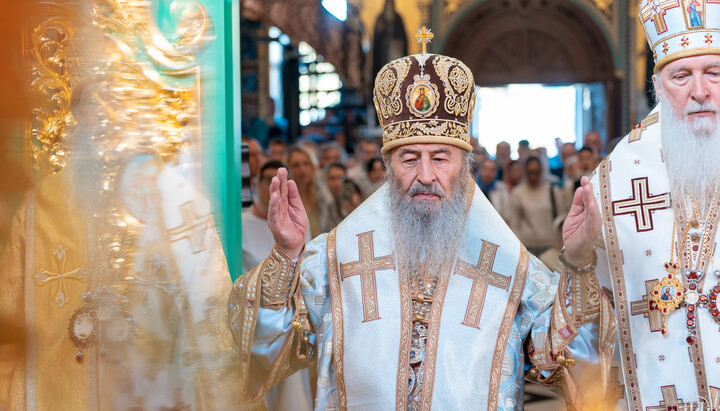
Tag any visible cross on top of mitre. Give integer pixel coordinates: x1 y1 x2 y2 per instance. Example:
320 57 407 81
415 26 434 54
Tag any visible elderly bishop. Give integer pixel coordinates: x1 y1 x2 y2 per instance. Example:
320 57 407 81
590 1 720 408
230 46 615 410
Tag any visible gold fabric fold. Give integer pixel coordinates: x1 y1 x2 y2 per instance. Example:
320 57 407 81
228 249 314 404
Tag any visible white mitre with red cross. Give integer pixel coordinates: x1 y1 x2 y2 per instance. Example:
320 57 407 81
639 0 720 71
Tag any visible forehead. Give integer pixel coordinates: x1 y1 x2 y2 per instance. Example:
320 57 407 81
261 167 279 177
662 54 720 74
391 143 463 157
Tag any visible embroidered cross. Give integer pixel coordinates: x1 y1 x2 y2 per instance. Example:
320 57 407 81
124 254 177 312
168 202 210 254
706 33 714 45
604 367 625 407
681 36 691 48
629 112 659 142
662 42 670 54
646 385 688 410
340 231 395 322
34 245 88 308
612 177 670 232
710 386 720 410
415 26 434 54
630 279 665 332
453 240 511 329
640 0 680 35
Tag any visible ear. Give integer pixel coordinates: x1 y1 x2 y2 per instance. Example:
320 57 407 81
652 73 664 102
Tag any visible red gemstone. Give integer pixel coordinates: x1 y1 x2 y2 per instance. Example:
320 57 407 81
688 312 695 319
715 287 720 293
661 328 667 335
688 305 696 312
76 353 84 363
677 292 682 296
701 295 708 302
654 290 660 295
663 308 668 313
687 336 695 343
665 263 669 268
668 274 673 279
714 310 720 317
693 245 700 252
690 271 698 279
687 320 695 327
690 283 697 290
711 302 717 309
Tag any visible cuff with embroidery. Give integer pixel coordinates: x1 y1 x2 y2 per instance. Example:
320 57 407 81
557 251 601 326
260 246 302 309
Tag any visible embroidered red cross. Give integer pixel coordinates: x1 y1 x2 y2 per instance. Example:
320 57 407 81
707 34 714 45
681 36 691 48
612 177 670 232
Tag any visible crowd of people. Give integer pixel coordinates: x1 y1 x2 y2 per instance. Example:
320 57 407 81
242 130 607 272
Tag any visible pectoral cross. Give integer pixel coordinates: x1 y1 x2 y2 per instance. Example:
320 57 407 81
415 26 434 54
454 240 511 329
612 177 670 232
34 245 88 308
340 231 395 322
630 279 665 332
124 254 177 312
168 202 211 254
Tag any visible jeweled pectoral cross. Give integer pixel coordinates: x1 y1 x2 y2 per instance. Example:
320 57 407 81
340 231 395 322
454 240 511 329
415 26 434 54
630 279 664 332
34 245 88 308
124 254 177 312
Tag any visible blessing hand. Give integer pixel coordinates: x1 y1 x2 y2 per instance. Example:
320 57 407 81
561 176 602 266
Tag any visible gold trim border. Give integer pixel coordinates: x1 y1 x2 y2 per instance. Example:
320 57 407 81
327 228 347 411
598 158 644 410
487 247 529 410
394 267 413 411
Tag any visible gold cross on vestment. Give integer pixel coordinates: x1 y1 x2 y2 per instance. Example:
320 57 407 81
454 240 511 329
168 201 211 254
124 254 177 312
646 385 689 410
34 245 88 308
639 0 680 35
415 26 434 54
630 279 665 332
340 231 395 322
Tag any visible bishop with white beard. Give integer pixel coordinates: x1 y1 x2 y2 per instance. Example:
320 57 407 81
590 1 720 408
229 49 615 410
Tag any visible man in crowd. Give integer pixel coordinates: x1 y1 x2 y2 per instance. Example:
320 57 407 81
589 1 720 407
477 158 510 222
229 51 614 409
318 141 348 169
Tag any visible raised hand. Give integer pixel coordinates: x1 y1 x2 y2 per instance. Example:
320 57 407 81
268 168 309 259
562 176 602 266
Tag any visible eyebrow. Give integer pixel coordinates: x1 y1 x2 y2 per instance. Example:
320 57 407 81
668 63 720 76
398 148 451 156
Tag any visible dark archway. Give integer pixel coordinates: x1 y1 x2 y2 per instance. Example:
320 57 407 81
442 0 615 85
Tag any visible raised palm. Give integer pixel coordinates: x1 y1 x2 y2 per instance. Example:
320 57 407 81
562 176 602 266
268 168 309 259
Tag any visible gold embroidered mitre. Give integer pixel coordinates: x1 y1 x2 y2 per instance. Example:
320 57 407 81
374 53 476 154
639 0 720 72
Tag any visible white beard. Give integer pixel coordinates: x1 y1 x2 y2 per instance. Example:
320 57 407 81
660 97 720 202
387 166 470 278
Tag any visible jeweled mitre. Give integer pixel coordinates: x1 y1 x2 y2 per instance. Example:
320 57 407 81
373 54 476 154
639 0 720 71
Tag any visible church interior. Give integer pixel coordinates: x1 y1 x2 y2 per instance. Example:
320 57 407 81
0 0 659 409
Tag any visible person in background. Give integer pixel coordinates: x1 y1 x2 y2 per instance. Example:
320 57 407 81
318 141 348 168
505 159 523 192
477 158 510 223
267 138 288 162
510 156 567 256
286 146 340 237
577 146 595 175
242 137 264 180
583 130 604 159
495 140 511 180
347 137 381 196
366 157 386 193
240 160 313 411
517 139 530 164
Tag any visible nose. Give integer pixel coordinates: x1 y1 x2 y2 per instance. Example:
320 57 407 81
416 155 437 185
690 74 711 103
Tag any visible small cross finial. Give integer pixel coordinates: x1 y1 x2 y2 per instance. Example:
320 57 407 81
415 26 434 54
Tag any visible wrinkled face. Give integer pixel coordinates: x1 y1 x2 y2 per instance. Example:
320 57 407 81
288 150 314 186
325 165 346 198
388 143 465 208
655 54 720 135
479 160 497 185
320 148 342 168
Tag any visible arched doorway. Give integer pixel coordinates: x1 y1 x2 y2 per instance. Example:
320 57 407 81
442 0 619 148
